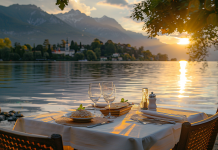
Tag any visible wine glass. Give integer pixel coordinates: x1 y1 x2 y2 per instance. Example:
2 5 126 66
88 83 102 115
102 82 116 119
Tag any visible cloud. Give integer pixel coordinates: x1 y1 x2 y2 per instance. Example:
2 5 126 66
156 35 180 45
0 0 96 16
121 17 144 33
97 0 133 9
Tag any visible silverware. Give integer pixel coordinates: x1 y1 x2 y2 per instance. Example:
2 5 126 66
87 120 114 128
137 119 147 125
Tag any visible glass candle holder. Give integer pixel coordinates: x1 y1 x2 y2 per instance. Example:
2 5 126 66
141 88 148 109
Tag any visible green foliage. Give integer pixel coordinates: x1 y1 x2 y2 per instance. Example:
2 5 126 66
105 40 116 56
61 39 66 48
74 53 84 61
87 50 97 61
0 47 10 60
23 51 33 61
9 53 20 61
77 104 85 110
121 98 128 103
25 44 32 51
123 53 131 61
43 52 49 59
142 50 152 60
94 48 101 60
131 0 218 60
0 38 12 48
35 51 43 59
91 38 101 50
43 39 50 50
56 0 69 10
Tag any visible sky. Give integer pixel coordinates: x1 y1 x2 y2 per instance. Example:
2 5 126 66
1 0 218 60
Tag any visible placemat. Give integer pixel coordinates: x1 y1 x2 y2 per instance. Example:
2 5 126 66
55 117 108 127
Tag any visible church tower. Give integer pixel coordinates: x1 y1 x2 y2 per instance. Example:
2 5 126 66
65 38 69 52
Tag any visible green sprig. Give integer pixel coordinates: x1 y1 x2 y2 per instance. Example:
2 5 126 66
121 98 128 103
77 104 85 110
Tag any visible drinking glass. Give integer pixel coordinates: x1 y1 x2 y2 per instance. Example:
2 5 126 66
102 82 116 119
88 83 102 115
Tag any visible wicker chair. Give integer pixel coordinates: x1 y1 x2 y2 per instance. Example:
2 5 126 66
173 112 218 150
0 127 63 150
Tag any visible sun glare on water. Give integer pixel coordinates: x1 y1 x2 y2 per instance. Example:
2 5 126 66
177 38 190 45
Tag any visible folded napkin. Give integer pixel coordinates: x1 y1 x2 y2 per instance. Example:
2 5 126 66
92 103 107 108
141 110 187 122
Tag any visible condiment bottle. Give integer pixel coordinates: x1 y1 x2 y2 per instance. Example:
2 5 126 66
141 88 148 109
148 92 157 111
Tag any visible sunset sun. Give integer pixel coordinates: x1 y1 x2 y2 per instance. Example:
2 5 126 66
177 38 190 45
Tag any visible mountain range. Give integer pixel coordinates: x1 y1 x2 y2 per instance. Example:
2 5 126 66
0 4 192 60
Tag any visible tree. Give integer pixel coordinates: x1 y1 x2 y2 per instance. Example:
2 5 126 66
25 44 32 51
35 51 43 59
74 42 79 52
105 40 116 56
47 44 52 58
74 53 84 61
79 42 82 49
53 44 56 50
0 38 12 48
36 45 44 57
142 50 152 60
123 53 131 61
70 40 74 49
23 52 33 61
94 48 101 60
43 39 50 50
22 45 28 50
9 53 20 61
131 0 218 60
87 50 97 61
91 38 101 50
61 40 66 48
0 47 10 60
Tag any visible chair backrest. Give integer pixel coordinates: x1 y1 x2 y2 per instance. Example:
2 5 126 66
0 128 63 150
175 113 218 150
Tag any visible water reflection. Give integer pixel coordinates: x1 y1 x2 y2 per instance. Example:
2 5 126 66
178 61 188 98
0 61 217 115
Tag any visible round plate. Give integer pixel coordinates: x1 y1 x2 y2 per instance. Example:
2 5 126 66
64 112 93 123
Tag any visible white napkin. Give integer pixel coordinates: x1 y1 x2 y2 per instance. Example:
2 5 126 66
141 110 187 122
92 102 107 108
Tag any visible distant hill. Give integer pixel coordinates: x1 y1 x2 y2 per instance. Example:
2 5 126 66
0 4 98 45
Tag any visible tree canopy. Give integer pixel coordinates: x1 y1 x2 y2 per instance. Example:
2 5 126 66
131 0 218 61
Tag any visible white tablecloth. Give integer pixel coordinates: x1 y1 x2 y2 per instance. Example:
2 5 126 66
13 108 208 150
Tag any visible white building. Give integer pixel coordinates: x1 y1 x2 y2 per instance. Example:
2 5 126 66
112 53 120 57
118 57 123 61
100 57 107 61
112 58 117 61
53 38 75 57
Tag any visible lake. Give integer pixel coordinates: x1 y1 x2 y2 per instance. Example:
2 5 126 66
0 61 218 116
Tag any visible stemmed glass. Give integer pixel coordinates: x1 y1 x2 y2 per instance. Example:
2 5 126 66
88 83 102 115
102 82 116 119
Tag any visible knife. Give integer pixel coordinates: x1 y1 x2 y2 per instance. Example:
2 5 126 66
87 120 114 128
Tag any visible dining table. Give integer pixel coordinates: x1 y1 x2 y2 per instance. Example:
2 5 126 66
13 107 208 150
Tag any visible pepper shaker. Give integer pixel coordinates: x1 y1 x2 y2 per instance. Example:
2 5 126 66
148 92 157 111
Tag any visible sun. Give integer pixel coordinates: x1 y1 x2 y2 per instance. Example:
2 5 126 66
177 38 190 45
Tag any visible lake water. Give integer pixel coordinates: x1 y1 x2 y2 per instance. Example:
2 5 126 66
0 61 218 116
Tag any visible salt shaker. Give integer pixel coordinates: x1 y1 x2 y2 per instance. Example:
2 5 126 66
148 92 157 111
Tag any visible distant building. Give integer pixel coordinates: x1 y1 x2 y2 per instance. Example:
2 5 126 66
150 57 154 61
112 53 120 57
112 58 118 61
52 38 75 57
100 57 107 61
80 46 86 52
118 57 123 61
